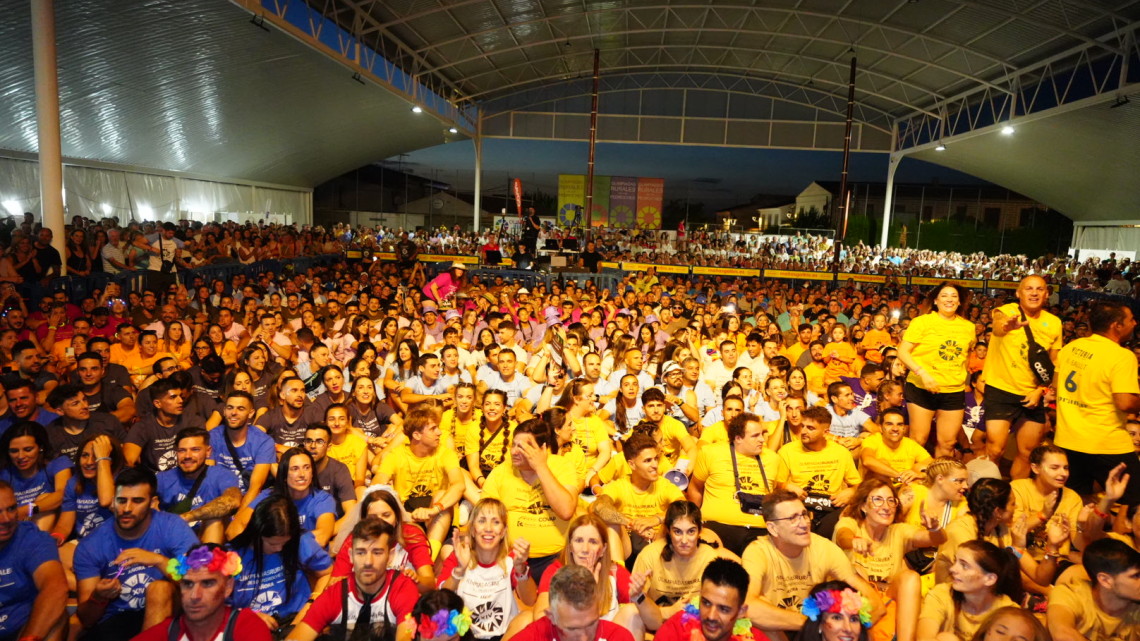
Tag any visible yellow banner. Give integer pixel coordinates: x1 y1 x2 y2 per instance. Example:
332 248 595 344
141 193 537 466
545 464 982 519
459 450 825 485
420 254 480 264
910 277 984 289
838 272 886 284
987 280 1020 290
692 266 761 277
600 261 621 270
621 262 689 274
764 269 834 281
375 252 395 260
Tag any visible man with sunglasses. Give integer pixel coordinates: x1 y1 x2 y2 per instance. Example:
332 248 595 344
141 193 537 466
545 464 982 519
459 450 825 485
740 489 882 632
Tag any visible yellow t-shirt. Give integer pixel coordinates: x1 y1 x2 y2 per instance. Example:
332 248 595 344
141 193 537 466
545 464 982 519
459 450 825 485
1010 479 1082 557
570 414 612 471
1055 335 1140 455
1050 576 1140 641
693 443 783 528
786 341 809 366
698 421 728 446
658 416 693 468
983 303 1063 395
741 534 862 609
861 434 931 476
598 478 684 525
919 583 1015 641
553 448 588 488
776 441 862 496
376 444 459 504
440 408 481 456
824 342 858 383
327 433 369 483
903 313 976 393
901 484 965 529
934 517 1012 584
464 418 516 475
805 362 828 396
481 455 577 557
631 538 721 606
832 517 920 586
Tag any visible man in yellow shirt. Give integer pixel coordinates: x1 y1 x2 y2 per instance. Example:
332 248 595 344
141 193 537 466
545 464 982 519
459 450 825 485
373 404 464 558
860 408 932 485
776 406 861 539
690 412 785 555
982 275 1064 479
1047 538 1140 641
1055 300 1140 504
592 433 684 561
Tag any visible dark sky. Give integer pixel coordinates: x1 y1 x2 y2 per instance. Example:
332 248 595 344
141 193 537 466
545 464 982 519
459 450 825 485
390 138 989 211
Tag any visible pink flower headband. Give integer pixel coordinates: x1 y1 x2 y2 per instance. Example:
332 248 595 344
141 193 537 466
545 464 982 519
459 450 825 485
800 588 872 628
166 545 243 581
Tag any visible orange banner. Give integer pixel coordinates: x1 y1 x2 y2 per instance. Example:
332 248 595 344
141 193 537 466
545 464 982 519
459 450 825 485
621 262 689 274
987 280 1021 290
910 277 985 289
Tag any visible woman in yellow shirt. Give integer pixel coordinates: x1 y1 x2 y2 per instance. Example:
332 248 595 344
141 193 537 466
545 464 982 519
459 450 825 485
918 541 1021 641
555 379 614 489
465 390 514 489
897 283 976 458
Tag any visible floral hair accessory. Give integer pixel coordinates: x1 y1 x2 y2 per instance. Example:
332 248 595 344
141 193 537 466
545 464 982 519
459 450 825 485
800 588 872 628
679 596 756 641
166 545 243 581
413 608 472 639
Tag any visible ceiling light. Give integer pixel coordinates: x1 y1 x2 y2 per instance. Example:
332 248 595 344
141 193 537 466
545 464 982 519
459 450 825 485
1 200 20 216
411 106 423 114
935 142 946 151
1001 125 1014 135
101 203 112 214
448 127 458 134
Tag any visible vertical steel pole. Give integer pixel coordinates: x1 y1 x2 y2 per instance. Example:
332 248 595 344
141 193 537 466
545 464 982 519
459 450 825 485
472 109 483 232
831 53 857 273
584 48 600 233
31 0 66 273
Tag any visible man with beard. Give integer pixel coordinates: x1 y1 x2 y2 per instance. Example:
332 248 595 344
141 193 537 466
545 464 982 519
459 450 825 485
71 352 135 424
125 378 193 472
209 391 274 509
130 543 269 641
641 559 764 641
45 384 126 463
0 481 67 641
7 340 57 406
75 468 198 641
289 518 418 641
256 377 311 454
157 428 241 544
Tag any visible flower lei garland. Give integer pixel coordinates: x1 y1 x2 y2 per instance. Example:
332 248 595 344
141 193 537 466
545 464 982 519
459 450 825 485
166 546 243 581
407 608 472 639
800 589 872 628
678 596 755 641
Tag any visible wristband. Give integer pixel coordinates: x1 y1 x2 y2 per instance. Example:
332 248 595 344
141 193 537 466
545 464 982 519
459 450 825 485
96 457 112 463
1093 506 1110 520
432 501 445 513
513 563 530 581
1007 546 1024 559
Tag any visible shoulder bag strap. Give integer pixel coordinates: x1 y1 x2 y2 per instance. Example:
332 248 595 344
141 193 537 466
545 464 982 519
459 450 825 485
168 469 208 515
222 608 241 641
222 428 248 484
730 444 769 498
167 618 181 641
1019 306 1039 347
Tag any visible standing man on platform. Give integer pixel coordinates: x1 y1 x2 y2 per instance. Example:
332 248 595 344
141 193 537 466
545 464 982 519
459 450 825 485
522 207 541 256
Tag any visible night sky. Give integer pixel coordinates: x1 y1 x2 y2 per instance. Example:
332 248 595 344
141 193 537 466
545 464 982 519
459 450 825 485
391 138 990 211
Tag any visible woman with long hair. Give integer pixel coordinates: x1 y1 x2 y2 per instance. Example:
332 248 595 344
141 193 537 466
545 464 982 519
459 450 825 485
440 382 479 461
834 479 947 641
228 494 332 630
789 367 821 406
53 434 121 590
206 323 239 366
918 541 1022 641
0 421 70 531
347 376 401 451
227 448 336 546
1010 445 1082 562
629 501 736 630
160 319 192 369
239 344 274 408
554 379 613 490
330 486 435 592
465 390 512 488
897 282 976 457
438 498 535 640
65 229 91 277
383 338 419 414
934 478 1066 588
599 374 643 440
798 580 872 641
534 514 644 639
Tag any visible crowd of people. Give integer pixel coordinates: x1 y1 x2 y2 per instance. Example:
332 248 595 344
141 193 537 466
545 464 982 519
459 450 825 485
1 214 1139 641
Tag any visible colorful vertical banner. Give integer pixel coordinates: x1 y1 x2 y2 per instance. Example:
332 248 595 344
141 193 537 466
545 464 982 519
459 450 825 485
590 176 610 226
635 177 664 229
610 176 638 229
557 174 585 226
512 178 523 216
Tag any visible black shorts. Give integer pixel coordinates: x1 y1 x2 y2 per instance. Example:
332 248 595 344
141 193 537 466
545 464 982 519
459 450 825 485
905 382 966 412
703 521 767 557
982 385 1047 425
1061 448 1140 505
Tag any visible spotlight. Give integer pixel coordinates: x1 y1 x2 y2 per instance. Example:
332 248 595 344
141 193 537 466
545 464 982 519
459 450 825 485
1001 125 1014 135
249 14 270 32
448 127 458 134
935 142 946 151
411 106 423 114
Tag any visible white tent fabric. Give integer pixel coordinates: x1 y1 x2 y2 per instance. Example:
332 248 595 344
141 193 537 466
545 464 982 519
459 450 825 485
0 158 41 217
1073 226 1140 253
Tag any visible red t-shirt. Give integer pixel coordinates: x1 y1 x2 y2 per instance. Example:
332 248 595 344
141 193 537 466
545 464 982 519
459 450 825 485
131 608 271 641
653 610 771 641
331 524 432 578
510 616 634 641
302 572 419 634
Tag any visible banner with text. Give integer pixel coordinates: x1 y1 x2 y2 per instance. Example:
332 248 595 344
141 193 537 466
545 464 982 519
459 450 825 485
635 178 665 230
610 176 639 229
557 174 585 227
591 176 611 226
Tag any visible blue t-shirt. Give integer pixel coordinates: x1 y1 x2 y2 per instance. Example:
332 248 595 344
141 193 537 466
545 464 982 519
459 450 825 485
74 511 199 620
157 465 239 511
61 476 113 538
209 426 276 494
248 489 335 533
0 456 70 507
0 522 60 635
230 532 331 617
